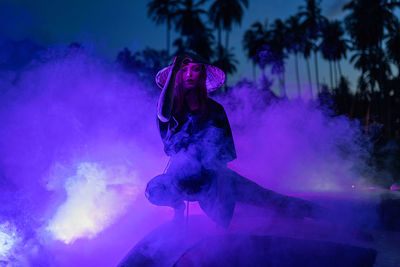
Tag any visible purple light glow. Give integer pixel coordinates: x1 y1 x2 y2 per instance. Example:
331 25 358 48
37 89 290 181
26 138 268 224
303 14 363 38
390 183 399 191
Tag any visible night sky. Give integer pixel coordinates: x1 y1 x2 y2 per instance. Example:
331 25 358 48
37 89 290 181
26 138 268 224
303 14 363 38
0 0 372 94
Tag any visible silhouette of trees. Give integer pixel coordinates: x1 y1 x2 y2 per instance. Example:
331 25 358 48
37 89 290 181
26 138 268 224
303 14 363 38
242 19 288 97
344 0 389 90
242 21 270 80
209 0 247 90
333 76 351 116
115 0 400 185
320 20 347 89
386 20 400 79
300 25 314 97
286 14 305 97
213 46 237 77
269 19 289 97
116 47 169 92
344 0 400 138
147 0 216 61
209 0 248 50
174 0 206 36
299 0 326 93
116 47 137 72
173 0 214 60
142 0 400 141
147 0 179 55
7 0 400 154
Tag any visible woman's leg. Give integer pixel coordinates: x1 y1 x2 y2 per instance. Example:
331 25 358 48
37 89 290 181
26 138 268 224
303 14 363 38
198 168 236 228
225 169 319 218
145 174 186 219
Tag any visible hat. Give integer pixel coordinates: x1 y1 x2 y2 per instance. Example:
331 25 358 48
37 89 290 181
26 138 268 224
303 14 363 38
155 53 225 92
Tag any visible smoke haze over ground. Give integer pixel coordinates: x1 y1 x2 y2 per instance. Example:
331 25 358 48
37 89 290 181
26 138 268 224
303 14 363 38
0 49 390 266
219 87 373 193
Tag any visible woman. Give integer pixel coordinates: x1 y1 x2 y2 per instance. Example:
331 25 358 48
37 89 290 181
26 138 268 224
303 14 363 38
145 53 316 227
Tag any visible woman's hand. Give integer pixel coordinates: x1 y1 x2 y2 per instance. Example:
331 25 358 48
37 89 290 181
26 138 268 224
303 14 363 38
172 55 191 73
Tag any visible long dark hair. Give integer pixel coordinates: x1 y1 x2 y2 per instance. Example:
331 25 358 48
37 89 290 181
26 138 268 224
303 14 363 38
173 64 208 119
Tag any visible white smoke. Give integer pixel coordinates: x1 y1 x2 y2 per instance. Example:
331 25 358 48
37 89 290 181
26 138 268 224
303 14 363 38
0 222 21 261
46 162 140 244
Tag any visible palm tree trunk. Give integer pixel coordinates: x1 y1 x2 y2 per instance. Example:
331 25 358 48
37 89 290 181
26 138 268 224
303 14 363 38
376 39 391 138
333 59 338 89
329 60 333 90
365 101 371 133
397 63 400 79
218 26 221 49
314 50 320 94
167 19 170 56
225 31 229 50
306 57 313 98
281 72 286 97
252 62 256 82
337 60 343 78
387 92 392 138
350 93 356 119
295 53 301 97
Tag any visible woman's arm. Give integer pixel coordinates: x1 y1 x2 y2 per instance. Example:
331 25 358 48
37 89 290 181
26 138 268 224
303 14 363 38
157 56 184 122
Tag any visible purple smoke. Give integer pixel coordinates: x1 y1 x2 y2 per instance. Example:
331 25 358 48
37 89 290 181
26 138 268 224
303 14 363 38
218 86 372 193
0 47 384 266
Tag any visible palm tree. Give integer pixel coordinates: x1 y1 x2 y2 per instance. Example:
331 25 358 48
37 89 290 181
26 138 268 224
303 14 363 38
301 32 314 98
344 0 399 89
334 76 351 115
116 47 137 72
213 45 238 92
386 19 400 78
246 20 287 97
286 14 304 97
320 22 334 90
173 0 214 60
213 46 238 75
330 21 347 87
242 21 269 80
269 19 288 97
147 0 179 56
242 26 258 80
209 0 249 51
344 0 400 137
320 20 347 90
174 0 207 36
139 47 170 75
350 50 372 89
299 0 325 94
185 26 215 60
344 0 400 50
172 38 186 56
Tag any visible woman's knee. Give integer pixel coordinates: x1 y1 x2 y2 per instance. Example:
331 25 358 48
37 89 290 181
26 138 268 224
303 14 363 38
145 174 183 207
144 182 155 202
145 174 167 204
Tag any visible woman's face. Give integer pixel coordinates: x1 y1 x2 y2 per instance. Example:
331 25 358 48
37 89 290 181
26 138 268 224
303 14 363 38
180 62 203 92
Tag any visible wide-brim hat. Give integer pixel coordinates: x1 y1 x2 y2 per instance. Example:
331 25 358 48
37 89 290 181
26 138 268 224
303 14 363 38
155 53 225 92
